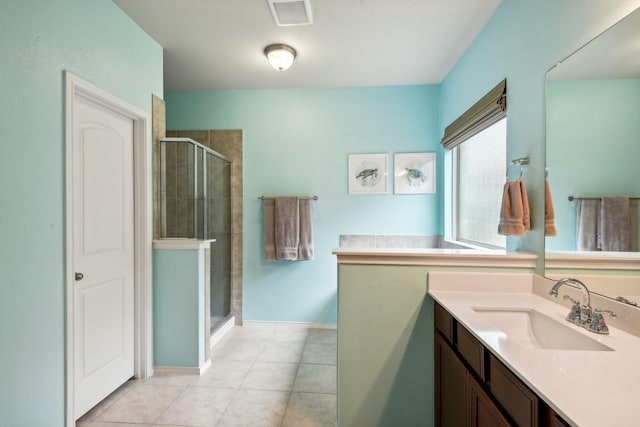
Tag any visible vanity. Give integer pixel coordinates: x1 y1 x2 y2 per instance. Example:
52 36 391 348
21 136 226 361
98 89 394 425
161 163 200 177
334 246 640 427
434 302 565 427
429 271 640 427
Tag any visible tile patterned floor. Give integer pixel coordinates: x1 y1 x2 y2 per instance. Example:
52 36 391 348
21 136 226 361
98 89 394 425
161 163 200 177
77 325 337 427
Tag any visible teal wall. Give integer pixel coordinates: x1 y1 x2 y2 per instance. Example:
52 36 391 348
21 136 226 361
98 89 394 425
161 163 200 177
153 249 206 368
0 1 163 425
439 0 640 267
166 86 442 323
547 79 640 250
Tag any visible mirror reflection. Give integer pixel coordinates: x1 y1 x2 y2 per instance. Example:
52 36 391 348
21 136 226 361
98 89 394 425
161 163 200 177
545 7 640 305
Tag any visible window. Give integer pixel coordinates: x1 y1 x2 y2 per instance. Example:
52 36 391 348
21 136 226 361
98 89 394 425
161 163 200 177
454 118 506 248
442 79 507 249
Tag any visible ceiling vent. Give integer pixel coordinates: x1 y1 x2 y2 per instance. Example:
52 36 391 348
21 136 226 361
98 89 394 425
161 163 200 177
267 0 314 26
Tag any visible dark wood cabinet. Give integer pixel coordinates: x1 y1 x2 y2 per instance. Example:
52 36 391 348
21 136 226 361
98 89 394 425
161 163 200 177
489 354 538 427
468 373 511 427
434 301 569 427
435 333 467 427
456 322 486 381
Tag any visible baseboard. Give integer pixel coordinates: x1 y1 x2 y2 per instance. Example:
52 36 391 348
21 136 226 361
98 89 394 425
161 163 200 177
153 359 211 376
210 315 235 349
242 320 337 330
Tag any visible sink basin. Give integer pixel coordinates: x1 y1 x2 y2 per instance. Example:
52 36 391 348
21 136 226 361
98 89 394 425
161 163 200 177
472 307 613 351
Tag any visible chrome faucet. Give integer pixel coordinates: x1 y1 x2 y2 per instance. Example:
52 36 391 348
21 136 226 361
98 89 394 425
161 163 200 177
549 278 592 324
549 278 615 334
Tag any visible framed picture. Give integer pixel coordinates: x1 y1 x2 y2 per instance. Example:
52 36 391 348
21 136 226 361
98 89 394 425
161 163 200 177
348 153 388 194
394 152 436 194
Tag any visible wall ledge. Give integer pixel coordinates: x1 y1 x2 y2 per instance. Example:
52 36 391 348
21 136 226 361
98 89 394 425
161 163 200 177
152 239 215 250
546 251 640 271
332 248 537 268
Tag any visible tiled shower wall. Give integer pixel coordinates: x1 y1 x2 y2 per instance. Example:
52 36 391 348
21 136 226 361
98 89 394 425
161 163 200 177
166 129 244 325
160 141 197 237
339 234 471 250
339 234 441 248
152 95 166 240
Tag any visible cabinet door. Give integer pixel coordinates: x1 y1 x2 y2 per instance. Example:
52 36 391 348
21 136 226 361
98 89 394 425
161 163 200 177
435 333 467 427
489 354 538 427
468 374 511 427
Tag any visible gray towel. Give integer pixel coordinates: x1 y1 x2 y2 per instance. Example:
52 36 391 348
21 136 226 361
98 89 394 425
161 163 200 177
275 197 300 260
599 197 631 251
297 198 314 260
576 199 599 251
263 198 277 261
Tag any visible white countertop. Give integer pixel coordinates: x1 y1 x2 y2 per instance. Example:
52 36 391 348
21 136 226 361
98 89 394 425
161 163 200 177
429 286 640 427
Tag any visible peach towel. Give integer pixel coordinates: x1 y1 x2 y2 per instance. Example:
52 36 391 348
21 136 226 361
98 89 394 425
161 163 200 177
498 179 530 236
545 179 557 236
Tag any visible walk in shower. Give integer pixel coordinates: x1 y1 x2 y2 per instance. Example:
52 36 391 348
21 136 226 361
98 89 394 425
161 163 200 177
159 137 232 333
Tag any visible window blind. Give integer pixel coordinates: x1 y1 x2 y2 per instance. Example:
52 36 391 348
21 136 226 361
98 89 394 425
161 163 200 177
441 79 507 150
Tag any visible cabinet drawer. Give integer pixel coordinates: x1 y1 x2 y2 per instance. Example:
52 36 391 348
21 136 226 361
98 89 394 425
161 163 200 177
456 323 486 381
489 355 538 427
434 302 454 343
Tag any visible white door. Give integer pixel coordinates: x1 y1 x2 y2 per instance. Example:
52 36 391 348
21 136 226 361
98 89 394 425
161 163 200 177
72 95 135 418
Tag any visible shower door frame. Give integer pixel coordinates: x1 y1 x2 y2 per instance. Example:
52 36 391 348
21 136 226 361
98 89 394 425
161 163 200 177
159 137 233 331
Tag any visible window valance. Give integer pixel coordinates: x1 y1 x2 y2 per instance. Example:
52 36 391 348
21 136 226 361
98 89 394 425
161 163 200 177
441 79 506 150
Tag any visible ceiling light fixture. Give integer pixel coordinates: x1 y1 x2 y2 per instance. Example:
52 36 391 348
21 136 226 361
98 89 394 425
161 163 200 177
264 44 297 71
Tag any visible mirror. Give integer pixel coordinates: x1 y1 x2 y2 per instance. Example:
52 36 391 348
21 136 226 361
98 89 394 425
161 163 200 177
545 7 640 306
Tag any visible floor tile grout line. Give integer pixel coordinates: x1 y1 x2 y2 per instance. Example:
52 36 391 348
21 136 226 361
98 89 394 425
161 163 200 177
83 378 139 424
210 385 239 427
278 332 308 427
149 383 191 425
279 390 294 427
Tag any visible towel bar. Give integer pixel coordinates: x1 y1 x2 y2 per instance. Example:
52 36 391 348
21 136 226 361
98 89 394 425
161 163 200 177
568 196 640 201
506 156 530 180
258 195 318 200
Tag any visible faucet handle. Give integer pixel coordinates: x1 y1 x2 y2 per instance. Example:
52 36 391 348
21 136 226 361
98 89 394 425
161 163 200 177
588 308 616 335
563 295 582 324
594 308 616 318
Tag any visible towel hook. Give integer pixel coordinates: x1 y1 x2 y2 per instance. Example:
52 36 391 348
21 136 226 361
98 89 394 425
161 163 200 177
506 156 530 180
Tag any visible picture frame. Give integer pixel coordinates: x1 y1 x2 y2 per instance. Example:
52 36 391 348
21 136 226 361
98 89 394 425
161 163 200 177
348 153 389 194
394 152 436 194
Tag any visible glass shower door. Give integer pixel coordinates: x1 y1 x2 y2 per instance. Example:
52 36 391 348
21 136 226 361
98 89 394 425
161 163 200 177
205 150 232 332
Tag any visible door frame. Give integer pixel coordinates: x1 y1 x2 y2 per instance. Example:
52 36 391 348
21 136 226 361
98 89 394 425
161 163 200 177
64 71 153 426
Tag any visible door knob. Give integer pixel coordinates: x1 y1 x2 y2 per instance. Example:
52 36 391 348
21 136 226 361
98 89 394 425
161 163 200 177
75 272 84 281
